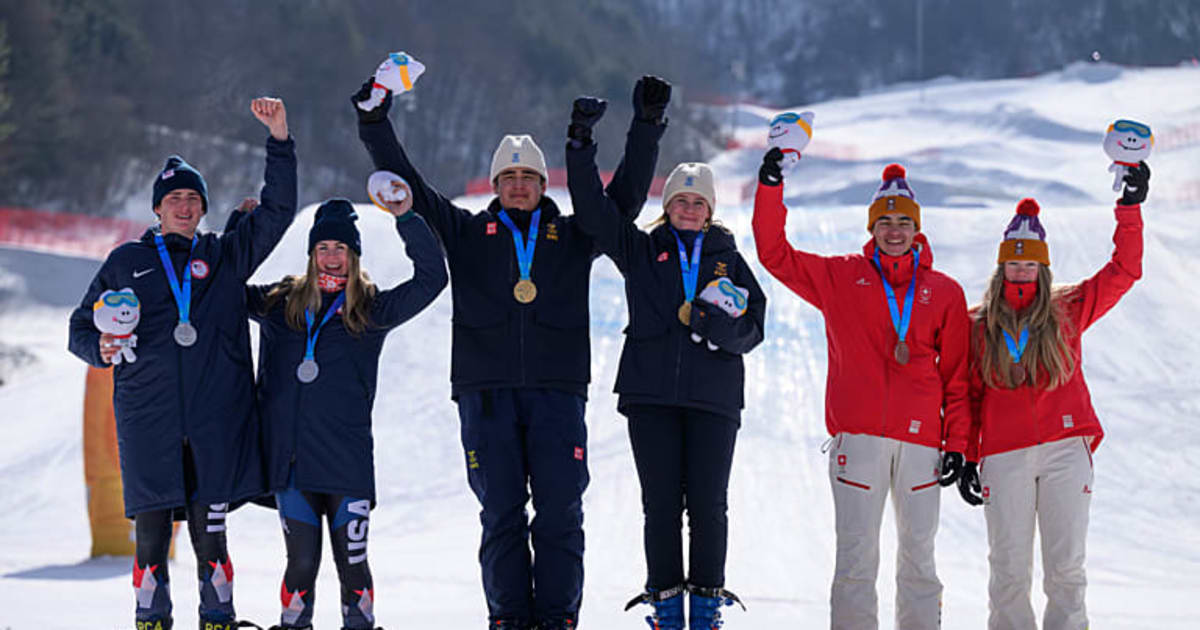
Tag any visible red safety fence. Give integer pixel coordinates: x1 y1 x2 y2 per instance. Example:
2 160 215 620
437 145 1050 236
464 168 667 199
0 207 145 260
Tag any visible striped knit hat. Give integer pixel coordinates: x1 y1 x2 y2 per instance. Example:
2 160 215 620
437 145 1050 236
997 198 1049 266
867 164 920 231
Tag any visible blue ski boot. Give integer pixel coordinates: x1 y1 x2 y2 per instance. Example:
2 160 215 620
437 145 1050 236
686 585 745 630
624 584 686 630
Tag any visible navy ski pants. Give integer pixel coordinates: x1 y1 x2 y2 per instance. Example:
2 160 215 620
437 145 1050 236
457 388 589 626
624 404 739 591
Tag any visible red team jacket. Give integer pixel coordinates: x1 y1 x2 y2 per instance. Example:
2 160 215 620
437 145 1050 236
966 204 1143 461
752 182 972 452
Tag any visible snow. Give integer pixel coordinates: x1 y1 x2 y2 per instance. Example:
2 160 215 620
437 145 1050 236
2 63 1199 628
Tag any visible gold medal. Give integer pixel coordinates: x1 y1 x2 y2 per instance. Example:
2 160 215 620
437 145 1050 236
1010 363 1027 386
513 278 537 304
894 340 910 365
678 301 693 326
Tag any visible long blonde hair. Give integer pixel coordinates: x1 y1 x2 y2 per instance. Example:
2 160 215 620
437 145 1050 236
263 251 376 335
972 264 1076 390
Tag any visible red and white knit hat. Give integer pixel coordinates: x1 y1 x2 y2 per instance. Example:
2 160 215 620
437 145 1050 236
997 198 1050 266
867 164 920 231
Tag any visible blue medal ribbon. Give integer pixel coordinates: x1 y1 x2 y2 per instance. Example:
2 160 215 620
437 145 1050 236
497 209 541 283
303 292 346 361
154 233 197 325
1002 327 1029 364
671 228 706 303
872 246 919 345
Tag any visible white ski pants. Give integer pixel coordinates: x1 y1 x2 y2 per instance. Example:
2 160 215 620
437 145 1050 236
980 437 1093 630
828 432 943 630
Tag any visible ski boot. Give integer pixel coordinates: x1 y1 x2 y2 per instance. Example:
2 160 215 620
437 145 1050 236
199 619 263 630
686 584 745 630
624 583 686 630
135 618 173 630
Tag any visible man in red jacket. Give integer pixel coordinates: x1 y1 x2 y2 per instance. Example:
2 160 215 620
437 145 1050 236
752 148 970 630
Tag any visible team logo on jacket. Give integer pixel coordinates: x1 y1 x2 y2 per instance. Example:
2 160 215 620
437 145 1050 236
546 222 559 241
486 222 497 235
657 251 669 263
855 277 871 287
918 286 932 304
190 259 210 279
908 420 922 434
574 446 585 461
714 261 728 277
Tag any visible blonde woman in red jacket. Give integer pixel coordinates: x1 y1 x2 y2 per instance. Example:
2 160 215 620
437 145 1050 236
753 148 971 630
956 162 1149 630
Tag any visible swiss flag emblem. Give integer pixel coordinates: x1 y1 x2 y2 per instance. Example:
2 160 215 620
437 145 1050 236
657 251 669 262
837 454 846 466
486 222 497 235
982 486 991 498
574 446 584 461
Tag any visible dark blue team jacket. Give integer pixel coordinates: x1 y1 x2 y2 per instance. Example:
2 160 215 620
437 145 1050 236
357 117 666 398
67 136 297 517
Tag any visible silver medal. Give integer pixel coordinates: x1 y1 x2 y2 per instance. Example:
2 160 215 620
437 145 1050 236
173 321 197 347
296 359 319 383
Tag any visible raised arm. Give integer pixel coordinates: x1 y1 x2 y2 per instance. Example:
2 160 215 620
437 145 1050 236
605 76 671 220
370 180 449 328
352 80 470 249
219 97 298 279
689 253 767 356
751 148 835 310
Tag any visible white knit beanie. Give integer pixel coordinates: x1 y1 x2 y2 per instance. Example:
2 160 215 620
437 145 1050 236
490 134 548 183
661 162 716 211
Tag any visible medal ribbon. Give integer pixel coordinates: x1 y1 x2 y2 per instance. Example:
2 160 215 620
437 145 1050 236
497 209 541 283
1002 326 1029 363
154 233 198 325
670 228 706 303
302 292 346 361
872 246 919 344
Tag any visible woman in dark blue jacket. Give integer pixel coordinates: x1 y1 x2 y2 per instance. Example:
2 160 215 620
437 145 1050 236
566 96 766 630
241 189 446 630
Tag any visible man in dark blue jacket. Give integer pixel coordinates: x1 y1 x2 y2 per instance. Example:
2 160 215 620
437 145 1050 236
353 76 670 629
68 97 296 630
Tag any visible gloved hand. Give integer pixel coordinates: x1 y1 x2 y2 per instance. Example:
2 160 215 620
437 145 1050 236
351 77 392 124
568 97 607 148
760 147 784 186
1119 160 1151 206
938 451 964 486
957 461 983 506
633 75 671 124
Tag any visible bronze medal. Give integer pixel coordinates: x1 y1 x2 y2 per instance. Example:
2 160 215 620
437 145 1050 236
1010 363 1027 386
513 278 537 304
894 340 910 365
678 301 693 326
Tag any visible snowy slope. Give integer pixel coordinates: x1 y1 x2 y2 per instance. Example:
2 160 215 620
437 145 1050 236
1 62 1198 628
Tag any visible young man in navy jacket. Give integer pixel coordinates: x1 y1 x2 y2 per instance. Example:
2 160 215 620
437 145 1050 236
353 76 669 629
69 98 296 630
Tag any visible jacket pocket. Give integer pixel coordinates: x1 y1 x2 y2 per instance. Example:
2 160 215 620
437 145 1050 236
530 308 589 383
614 325 670 397
687 344 744 410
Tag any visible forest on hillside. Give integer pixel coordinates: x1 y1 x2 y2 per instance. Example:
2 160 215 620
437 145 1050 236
0 0 1196 217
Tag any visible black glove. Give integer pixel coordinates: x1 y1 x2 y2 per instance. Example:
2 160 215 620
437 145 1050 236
938 451 964 486
351 77 392 124
957 461 983 507
1119 160 1150 206
759 147 784 186
568 97 607 148
633 75 671 124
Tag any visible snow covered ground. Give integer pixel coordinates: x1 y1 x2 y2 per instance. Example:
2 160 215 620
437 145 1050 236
1 61 1198 628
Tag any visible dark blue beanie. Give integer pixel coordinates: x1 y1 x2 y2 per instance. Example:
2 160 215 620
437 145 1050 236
152 155 208 213
309 199 362 255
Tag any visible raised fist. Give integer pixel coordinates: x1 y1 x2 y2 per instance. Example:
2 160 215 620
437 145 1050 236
759 147 784 187
251 97 288 141
1119 160 1150 206
633 75 671 124
568 97 607 147
351 77 392 124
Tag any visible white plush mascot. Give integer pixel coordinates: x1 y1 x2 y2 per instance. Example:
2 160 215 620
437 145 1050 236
767 111 814 171
355 51 426 112
93 288 140 364
1103 118 1153 192
690 277 750 351
367 170 410 211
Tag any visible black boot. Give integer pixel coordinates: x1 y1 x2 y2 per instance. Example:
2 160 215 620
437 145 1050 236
199 620 263 630
135 618 173 630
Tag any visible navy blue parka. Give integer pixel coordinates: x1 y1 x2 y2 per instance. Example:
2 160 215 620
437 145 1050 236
358 116 666 398
566 139 766 422
247 212 447 503
68 135 298 517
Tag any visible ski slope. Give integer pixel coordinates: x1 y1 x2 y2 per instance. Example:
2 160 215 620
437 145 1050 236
1 61 1198 628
